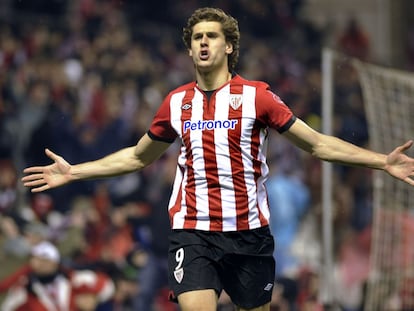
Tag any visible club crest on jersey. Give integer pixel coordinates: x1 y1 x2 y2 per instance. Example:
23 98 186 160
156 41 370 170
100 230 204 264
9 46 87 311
229 94 242 110
174 268 184 283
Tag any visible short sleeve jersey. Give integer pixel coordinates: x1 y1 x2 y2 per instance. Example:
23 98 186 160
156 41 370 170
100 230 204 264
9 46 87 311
148 75 296 232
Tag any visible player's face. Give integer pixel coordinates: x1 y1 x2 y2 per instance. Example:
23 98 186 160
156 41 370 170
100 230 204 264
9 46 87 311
189 21 233 73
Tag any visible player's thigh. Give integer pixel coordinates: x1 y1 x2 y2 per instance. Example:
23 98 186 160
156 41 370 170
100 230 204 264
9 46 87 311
168 230 222 298
235 302 271 311
221 253 275 309
177 288 218 311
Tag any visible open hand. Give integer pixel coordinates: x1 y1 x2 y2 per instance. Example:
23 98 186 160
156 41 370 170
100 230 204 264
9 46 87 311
385 140 414 186
22 149 72 192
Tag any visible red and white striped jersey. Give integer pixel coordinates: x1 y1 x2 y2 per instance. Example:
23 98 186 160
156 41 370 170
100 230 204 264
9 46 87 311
148 75 296 232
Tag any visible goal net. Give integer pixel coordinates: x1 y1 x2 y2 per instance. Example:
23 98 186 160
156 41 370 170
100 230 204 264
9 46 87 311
322 49 414 311
353 59 414 311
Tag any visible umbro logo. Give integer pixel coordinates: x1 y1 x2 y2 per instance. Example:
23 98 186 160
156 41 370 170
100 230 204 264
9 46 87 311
264 283 273 291
181 103 192 110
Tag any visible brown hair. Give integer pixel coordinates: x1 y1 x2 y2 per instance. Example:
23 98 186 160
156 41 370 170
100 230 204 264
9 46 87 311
182 7 240 72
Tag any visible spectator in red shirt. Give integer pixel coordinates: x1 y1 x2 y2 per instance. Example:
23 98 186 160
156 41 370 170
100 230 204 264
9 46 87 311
1 241 114 311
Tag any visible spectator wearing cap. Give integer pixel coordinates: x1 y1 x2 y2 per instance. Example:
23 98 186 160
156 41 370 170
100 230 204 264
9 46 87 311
1 241 114 311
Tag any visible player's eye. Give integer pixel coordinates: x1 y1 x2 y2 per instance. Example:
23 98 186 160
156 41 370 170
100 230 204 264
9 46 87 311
207 32 219 38
193 34 203 40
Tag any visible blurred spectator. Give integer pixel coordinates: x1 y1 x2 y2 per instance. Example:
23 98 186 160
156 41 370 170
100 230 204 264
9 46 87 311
0 160 17 213
270 277 299 311
121 151 178 311
337 17 371 60
296 268 324 311
267 135 310 278
1 241 114 311
333 228 371 311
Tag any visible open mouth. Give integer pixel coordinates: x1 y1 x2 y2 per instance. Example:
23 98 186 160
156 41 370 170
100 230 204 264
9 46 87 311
199 50 209 60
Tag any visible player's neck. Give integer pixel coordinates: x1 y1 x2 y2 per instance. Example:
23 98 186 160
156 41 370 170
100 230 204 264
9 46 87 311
196 68 232 91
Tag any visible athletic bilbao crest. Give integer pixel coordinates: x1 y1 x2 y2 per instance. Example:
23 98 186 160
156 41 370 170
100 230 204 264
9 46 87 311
174 268 184 283
229 94 242 110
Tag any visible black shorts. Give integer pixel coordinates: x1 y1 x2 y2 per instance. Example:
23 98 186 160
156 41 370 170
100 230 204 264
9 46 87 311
168 226 275 309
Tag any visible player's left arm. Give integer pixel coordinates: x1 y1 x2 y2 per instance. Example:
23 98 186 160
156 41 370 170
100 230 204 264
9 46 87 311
282 118 414 185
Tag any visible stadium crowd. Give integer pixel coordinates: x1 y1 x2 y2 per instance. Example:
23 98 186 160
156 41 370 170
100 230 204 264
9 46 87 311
0 0 390 310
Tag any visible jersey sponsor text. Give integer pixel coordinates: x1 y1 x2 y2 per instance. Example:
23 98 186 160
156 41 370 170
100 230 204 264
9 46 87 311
183 119 238 133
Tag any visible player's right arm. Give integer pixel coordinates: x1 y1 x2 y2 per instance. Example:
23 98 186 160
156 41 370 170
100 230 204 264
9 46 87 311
22 133 171 193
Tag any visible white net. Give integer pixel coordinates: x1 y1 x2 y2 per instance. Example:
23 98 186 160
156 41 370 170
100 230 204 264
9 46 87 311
352 60 414 311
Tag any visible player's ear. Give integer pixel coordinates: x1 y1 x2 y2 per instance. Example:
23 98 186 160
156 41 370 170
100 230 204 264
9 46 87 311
225 42 233 55
188 49 193 57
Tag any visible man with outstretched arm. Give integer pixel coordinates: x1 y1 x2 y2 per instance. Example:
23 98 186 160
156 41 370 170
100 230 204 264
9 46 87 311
22 7 414 311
